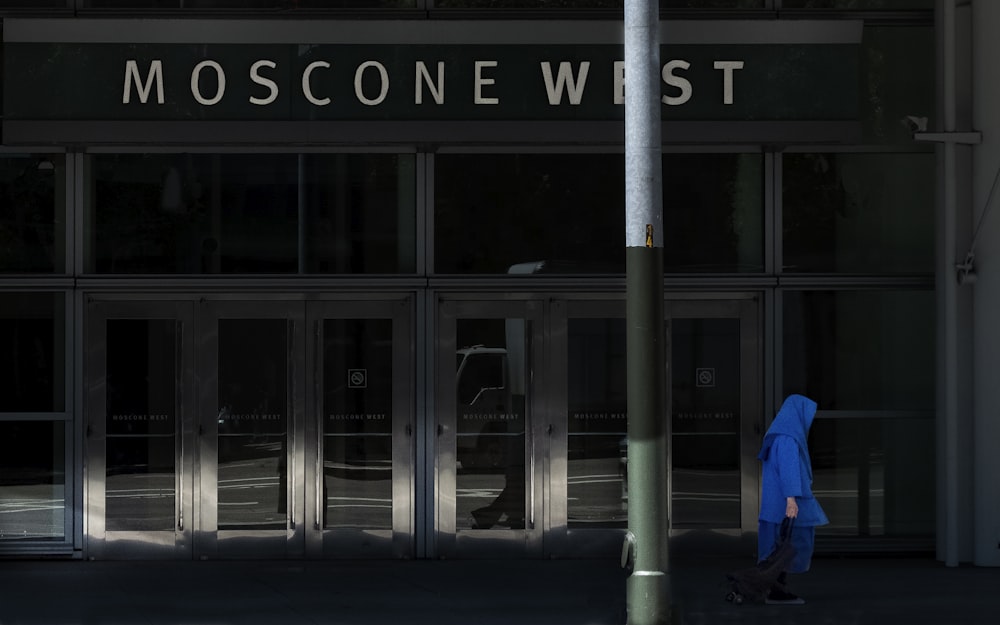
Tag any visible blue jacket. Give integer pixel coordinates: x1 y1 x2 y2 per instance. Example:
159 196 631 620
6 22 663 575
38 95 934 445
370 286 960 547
757 394 829 527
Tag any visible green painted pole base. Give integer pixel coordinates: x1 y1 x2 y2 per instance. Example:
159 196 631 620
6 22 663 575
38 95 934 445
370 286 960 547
626 570 671 625
625 245 669 625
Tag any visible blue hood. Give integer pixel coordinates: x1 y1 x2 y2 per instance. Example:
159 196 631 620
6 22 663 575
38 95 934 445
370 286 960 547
758 394 817 463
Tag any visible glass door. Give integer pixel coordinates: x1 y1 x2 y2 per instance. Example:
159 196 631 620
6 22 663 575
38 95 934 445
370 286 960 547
196 300 305 559
435 298 545 558
551 296 760 558
85 300 195 559
305 298 413 558
667 297 760 554
549 298 629 558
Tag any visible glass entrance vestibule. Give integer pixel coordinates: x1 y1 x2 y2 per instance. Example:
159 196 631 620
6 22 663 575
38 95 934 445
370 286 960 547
82 292 761 560
85 296 413 559
1 145 937 559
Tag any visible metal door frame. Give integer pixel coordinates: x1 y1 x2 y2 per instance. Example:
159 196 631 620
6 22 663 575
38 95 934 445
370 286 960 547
548 293 761 559
434 295 546 558
547 296 628 559
666 295 761 556
304 296 414 559
195 298 306 559
84 298 196 559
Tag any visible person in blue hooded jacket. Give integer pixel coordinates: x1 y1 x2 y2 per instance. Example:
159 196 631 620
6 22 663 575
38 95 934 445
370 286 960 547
757 394 829 605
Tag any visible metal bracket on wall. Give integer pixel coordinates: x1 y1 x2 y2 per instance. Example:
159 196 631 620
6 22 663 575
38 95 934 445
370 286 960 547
913 131 983 144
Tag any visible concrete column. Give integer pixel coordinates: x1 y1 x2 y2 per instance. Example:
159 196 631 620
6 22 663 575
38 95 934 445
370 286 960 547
971 0 1000 567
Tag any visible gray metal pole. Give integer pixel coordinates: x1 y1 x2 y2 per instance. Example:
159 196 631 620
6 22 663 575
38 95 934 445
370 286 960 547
624 0 669 623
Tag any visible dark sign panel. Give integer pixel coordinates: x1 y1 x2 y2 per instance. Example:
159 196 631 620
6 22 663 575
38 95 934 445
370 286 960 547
4 42 856 122
1 19 862 144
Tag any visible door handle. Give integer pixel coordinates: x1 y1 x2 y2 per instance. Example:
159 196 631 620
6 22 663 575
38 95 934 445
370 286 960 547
528 427 535 531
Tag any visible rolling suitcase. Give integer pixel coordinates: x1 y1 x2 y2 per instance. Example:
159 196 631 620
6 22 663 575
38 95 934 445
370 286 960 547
725 517 797 605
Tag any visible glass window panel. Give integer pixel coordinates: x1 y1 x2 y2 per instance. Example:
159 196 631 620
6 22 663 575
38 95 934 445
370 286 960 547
783 289 935 410
88 153 415 274
217 319 288 530
304 154 416 274
567 318 627 528
0 292 65 413
435 153 761 274
435 154 624 274
0 154 65 273
811 416 934 538
661 0 762 5
456 318 526 530
782 153 934 274
782 0 932 8
105 319 177 532
0 0 65 6
433 0 762 6
664 153 763 273
860 26 935 144
84 0 417 6
671 318 741 528
322 319 393 530
0 421 66 542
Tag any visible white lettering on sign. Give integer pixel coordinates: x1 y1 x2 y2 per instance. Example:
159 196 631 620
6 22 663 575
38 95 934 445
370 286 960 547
191 60 225 106
110 413 170 421
540 61 590 105
713 60 744 104
302 60 331 106
661 60 692 105
461 413 519 420
474 60 499 105
249 60 279 106
613 61 626 105
123 59 164 104
354 61 389 106
572 412 627 420
120 58 745 109
675 411 736 420
220 413 284 420
415 61 445 105
327 413 388 420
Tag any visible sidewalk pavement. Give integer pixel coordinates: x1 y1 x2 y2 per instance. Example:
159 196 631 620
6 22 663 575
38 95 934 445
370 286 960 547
0 554 997 625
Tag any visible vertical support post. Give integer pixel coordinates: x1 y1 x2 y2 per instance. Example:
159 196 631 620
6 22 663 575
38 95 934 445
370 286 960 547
624 0 669 623
298 153 307 274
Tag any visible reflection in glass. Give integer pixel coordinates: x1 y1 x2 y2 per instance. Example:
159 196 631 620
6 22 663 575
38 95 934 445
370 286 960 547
567 319 627 528
217 319 288 530
322 319 393 530
435 155 624 274
86 0 417 6
434 0 762 6
663 154 763 272
783 153 934 274
0 292 64 413
671 318 740 528
782 0 932 9
810 416 934 538
434 153 762 274
456 318 526 530
859 26 935 144
0 421 65 541
783 290 934 410
105 319 177 532
0 0 64 6
89 153 415 274
0 154 64 273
